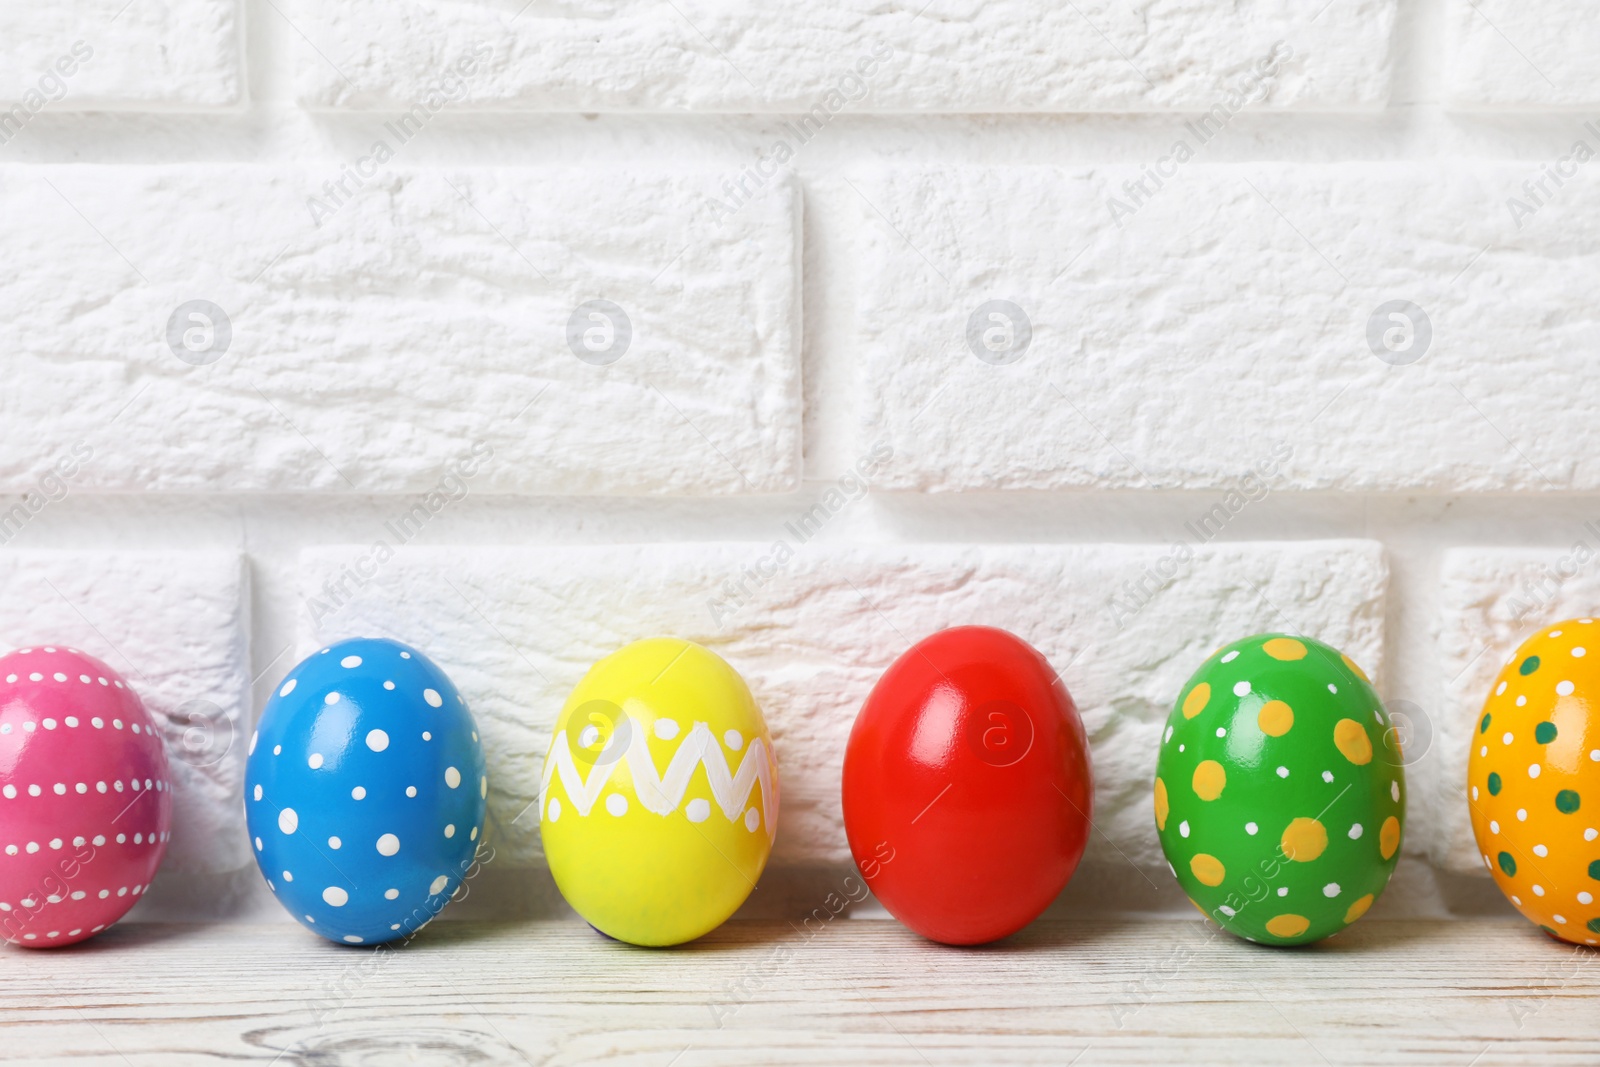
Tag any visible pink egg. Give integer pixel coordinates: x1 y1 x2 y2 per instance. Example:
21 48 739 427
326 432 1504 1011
0 646 172 948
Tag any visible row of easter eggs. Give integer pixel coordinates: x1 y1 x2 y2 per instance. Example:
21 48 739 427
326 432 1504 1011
0 622 1594 950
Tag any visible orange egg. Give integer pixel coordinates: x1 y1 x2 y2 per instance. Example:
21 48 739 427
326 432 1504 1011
1468 620 1600 945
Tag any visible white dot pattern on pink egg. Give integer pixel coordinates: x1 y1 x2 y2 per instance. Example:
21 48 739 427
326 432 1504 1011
0 647 173 949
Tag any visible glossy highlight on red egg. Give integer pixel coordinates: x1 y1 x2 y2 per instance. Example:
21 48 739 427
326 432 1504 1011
841 626 1093 945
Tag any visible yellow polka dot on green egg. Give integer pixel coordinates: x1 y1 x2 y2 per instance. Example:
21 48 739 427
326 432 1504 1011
1190 854 1225 886
1380 816 1400 860
1258 699 1294 737
1264 638 1307 661
1335 718 1373 765
1281 817 1327 862
1192 760 1226 801
1266 914 1310 938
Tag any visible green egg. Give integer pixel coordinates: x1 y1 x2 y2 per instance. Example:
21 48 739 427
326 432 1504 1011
1153 633 1405 946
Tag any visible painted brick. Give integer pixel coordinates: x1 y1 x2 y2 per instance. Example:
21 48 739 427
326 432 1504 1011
1436 546 1600 874
856 164 1600 492
0 552 250 875
299 539 1386 874
1 1 241 113
291 0 1394 113
1446 0 1600 108
0 166 800 495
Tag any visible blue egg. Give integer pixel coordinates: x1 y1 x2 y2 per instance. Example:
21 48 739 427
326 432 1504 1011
245 638 487 946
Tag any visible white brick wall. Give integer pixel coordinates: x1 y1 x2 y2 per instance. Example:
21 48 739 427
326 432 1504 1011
1 0 1595 924
857 163 1600 492
1 2 242 112
0 166 800 494
291 0 1396 113
1446 0 1600 108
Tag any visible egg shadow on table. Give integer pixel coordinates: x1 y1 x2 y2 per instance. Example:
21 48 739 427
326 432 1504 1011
944 915 1145 954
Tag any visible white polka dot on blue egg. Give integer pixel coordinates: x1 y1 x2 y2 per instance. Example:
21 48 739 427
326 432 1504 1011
243 638 488 946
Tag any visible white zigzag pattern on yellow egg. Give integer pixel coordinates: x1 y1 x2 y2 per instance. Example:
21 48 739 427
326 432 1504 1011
540 722 777 841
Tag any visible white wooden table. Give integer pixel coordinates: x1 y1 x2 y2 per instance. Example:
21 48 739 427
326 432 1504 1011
3 919 1597 1065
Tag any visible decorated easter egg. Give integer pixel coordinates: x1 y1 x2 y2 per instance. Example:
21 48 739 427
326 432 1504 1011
246 638 487 946
540 638 778 947
1155 634 1404 945
841 626 1092 945
1468 620 1600 945
0 646 172 948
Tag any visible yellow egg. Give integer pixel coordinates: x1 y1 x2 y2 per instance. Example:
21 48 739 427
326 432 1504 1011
539 638 779 946
1468 620 1600 945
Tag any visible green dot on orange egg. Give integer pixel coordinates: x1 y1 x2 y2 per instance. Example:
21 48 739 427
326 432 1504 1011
1520 655 1541 675
1499 851 1517 876
1557 790 1581 814
1488 772 1502 795
1536 721 1558 744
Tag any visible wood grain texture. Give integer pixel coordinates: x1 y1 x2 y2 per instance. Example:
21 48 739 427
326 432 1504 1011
1 919 1597 1065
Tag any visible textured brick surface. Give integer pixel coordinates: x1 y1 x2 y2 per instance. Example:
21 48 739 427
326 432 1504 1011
300 540 1386 873
856 164 1600 492
291 0 1395 112
1 1 241 111
1446 0 1600 108
0 553 250 874
0 166 800 495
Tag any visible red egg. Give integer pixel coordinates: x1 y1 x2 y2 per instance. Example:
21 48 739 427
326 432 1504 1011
0 646 172 948
842 626 1093 944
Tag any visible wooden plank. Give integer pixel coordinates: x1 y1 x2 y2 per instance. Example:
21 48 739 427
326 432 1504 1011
1 920 1597 1065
